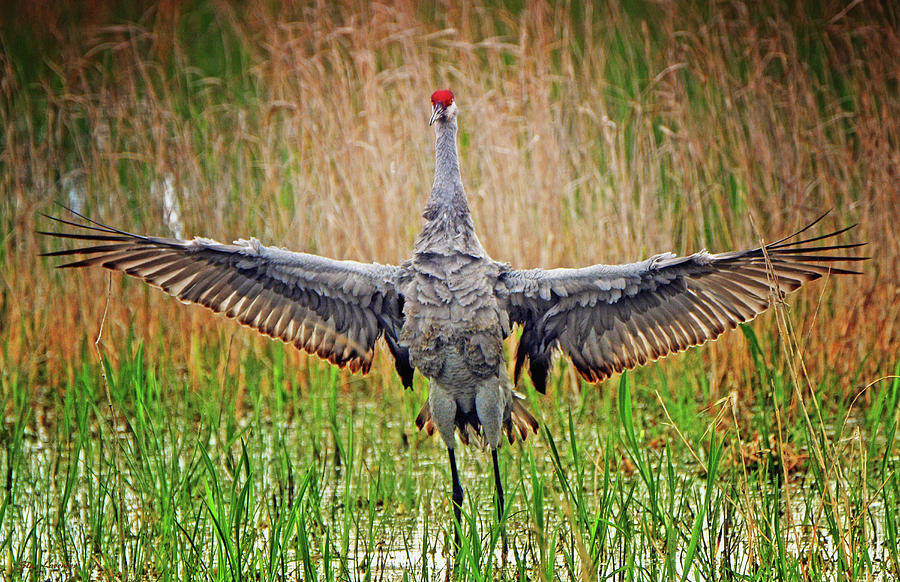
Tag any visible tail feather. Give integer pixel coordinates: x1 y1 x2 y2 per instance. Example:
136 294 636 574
506 395 539 444
414 401 486 446
415 404 435 436
415 392 540 446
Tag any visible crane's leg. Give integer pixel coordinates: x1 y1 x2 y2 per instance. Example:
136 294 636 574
428 384 463 547
491 447 508 557
476 382 510 558
475 384 506 517
491 448 504 519
448 447 464 545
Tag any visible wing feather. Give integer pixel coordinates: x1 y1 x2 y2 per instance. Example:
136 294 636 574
499 216 866 391
40 211 407 378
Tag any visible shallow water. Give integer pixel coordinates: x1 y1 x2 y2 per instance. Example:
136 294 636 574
3 383 896 581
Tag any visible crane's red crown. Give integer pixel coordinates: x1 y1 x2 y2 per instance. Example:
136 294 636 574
431 90 454 107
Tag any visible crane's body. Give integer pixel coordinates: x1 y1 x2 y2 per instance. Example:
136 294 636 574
41 89 866 543
399 96 530 455
400 252 513 447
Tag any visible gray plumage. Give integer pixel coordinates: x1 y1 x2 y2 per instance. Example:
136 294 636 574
500 225 864 390
41 91 866 514
42 218 407 375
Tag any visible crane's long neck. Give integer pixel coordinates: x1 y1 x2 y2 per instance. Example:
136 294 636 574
415 117 486 258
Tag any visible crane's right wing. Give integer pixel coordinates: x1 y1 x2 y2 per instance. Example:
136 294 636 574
40 210 413 385
497 216 866 392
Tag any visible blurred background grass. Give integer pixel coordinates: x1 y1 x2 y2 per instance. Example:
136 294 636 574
2 0 894 401
1 0 899 578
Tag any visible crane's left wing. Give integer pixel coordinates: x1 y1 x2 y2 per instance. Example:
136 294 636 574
40 211 412 383
497 217 866 393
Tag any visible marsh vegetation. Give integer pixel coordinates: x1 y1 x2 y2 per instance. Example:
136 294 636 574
1 1 898 579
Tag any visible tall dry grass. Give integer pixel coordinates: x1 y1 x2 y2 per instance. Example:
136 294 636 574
1 0 896 405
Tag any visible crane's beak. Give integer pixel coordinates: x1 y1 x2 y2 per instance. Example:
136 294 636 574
429 103 444 126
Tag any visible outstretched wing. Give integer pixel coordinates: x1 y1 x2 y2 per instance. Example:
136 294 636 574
497 215 867 392
40 210 413 383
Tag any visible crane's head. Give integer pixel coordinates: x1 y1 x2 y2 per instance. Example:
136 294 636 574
429 90 456 126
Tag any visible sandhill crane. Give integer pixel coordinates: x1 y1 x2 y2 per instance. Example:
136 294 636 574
41 89 866 538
